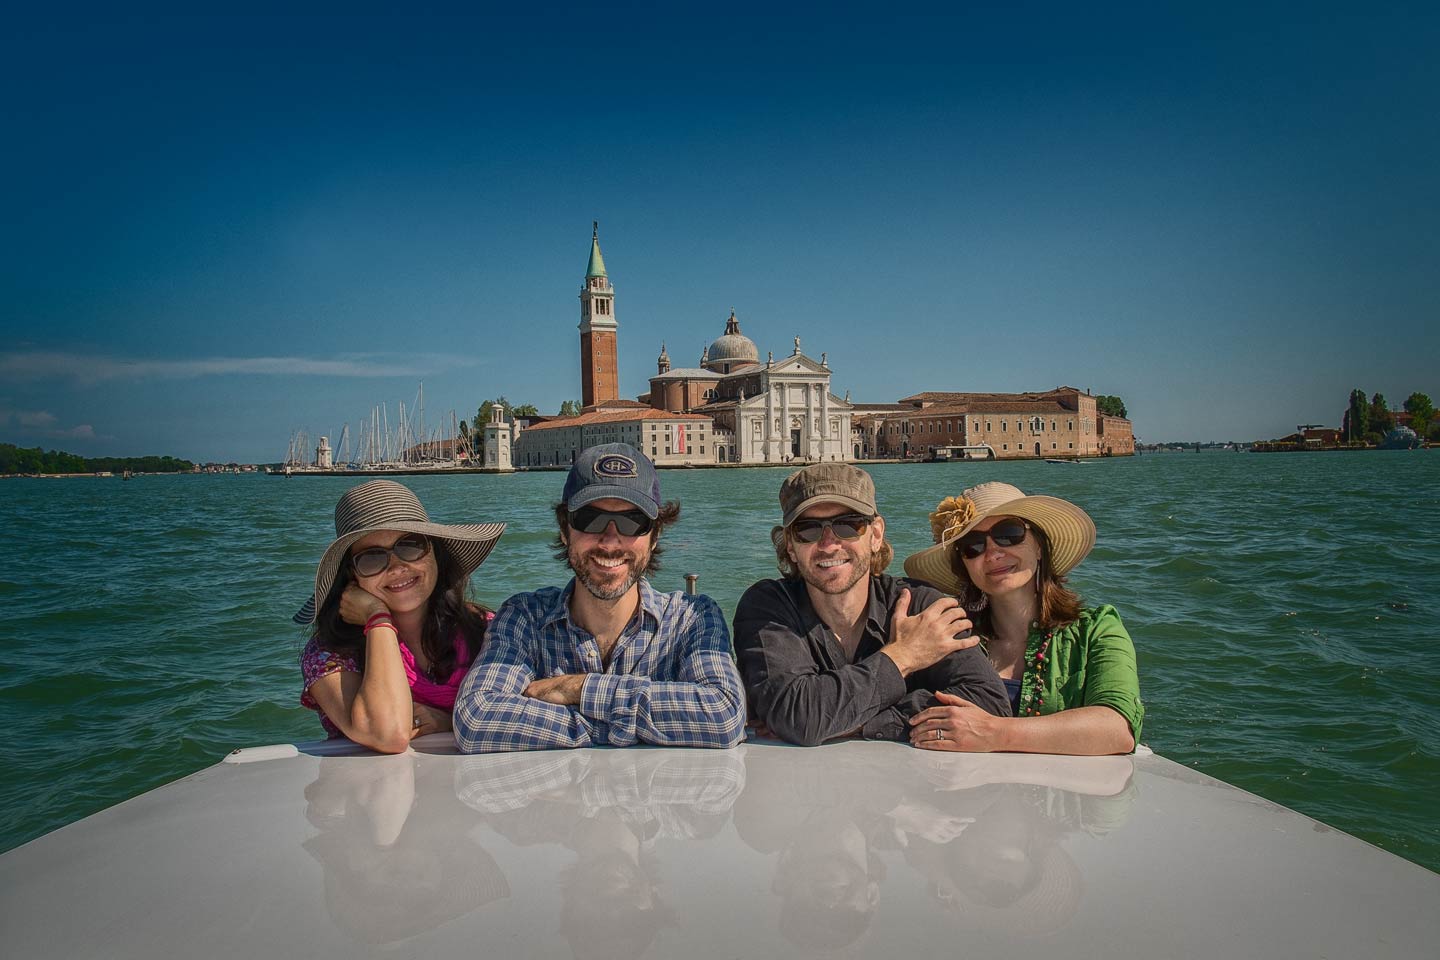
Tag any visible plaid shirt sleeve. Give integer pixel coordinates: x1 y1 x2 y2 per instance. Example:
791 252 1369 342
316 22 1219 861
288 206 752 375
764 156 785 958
452 594 600 753
578 594 746 749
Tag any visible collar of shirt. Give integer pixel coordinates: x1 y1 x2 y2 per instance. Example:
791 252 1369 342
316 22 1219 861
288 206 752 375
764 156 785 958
538 578 664 635
790 573 899 659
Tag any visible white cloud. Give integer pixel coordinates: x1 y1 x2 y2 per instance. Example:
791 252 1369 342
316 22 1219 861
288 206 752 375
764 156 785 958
0 405 100 441
17 409 57 427
0 351 478 384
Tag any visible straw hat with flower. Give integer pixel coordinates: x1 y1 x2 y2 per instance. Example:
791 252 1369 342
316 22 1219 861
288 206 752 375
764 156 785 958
902 482 1095 596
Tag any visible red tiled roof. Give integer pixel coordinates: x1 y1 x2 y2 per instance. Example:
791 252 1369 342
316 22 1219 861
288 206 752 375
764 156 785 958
897 388 1081 408
581 399 651 412
522 409 712 432
964 400 1071 414
868 400 1070 417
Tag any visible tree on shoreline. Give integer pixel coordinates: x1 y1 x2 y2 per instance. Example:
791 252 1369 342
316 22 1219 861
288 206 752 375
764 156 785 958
0 443 193 475
1095 395 1127 419
1344 389 1369 443
1368 393 1394 440
1404 393 1433 439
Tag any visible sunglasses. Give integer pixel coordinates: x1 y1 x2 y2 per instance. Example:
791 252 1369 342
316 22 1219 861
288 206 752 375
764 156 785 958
350 533 431 578
568 505 655 537
790 513 874 543
956 520 1030 559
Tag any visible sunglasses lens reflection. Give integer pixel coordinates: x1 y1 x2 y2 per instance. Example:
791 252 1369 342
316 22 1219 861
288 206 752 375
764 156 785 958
959 521 1028 558
570 507 653 537
792 515 869 543
352 535 430 576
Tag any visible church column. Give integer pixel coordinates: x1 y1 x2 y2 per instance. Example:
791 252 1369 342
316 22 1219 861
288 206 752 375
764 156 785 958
805 382 817 460
820 383 830 457
780 380 791 460
764 385 775 463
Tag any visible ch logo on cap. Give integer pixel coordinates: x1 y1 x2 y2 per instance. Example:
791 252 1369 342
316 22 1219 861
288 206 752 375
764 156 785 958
594 454 638 478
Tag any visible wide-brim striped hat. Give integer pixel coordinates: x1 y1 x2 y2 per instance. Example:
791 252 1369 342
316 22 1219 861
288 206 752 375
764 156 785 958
902 481 1095 595
294 479 505 624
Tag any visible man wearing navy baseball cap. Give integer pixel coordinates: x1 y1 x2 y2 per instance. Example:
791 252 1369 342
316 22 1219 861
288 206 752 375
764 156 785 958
454 443 746 751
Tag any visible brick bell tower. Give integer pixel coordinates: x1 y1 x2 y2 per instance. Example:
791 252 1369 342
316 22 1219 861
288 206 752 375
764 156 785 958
578 222 619 408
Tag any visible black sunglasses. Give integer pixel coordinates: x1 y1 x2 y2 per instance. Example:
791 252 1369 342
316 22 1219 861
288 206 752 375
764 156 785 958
350 533 431 578
790 513 874 543
568 505 655 537
957 520 1030 559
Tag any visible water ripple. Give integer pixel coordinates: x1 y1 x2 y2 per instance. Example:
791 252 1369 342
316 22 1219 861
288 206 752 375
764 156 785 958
3 451 1439 872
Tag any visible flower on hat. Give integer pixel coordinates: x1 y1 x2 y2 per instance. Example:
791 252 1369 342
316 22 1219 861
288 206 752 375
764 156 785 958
929 495 976 544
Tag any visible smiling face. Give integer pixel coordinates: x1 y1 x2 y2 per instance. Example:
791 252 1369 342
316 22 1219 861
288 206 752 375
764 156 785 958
348 529 439 616
563 497 654 602
959 515 1041 599
786 502 886 598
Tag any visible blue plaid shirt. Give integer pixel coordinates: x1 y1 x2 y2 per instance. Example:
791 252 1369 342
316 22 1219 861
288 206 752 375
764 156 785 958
453 579 746 752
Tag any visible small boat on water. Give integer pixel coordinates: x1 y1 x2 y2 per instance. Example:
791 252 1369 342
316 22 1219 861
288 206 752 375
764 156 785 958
1 737 1436 957
1379 426 1421 450
925 444 996 462
1044 458 1085 465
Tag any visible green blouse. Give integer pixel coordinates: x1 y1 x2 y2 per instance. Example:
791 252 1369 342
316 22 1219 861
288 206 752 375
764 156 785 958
1012 604 1144 743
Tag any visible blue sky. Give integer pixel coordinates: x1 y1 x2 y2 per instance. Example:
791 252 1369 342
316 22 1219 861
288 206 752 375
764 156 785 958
3 3 1436 462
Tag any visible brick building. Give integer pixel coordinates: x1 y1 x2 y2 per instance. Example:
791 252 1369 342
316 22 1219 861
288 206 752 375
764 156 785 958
855 387 1134 459
514 407 720 467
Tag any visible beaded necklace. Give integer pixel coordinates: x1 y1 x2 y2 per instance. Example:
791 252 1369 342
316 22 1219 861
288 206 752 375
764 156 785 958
1016 624 1054 718
980 625 1052 717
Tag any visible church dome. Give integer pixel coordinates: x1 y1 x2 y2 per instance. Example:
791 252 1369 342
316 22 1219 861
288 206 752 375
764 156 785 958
705 311 759 369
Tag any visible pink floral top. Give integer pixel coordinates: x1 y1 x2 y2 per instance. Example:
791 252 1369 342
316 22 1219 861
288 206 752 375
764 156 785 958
299 613 493 738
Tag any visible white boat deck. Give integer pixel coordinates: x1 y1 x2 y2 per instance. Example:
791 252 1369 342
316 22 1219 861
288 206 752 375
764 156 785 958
2 738 1437 958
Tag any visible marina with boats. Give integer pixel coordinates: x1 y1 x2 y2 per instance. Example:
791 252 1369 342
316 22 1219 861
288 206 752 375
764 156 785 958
269 383 485 476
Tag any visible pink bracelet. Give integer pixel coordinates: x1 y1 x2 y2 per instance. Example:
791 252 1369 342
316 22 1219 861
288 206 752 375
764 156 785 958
363 612 396 633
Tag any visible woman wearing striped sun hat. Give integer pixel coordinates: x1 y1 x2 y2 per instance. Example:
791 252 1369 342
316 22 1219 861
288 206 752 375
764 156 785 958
902 482 1143 755
296 479 505 753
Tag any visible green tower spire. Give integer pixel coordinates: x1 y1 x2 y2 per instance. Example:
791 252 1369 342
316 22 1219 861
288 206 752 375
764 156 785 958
586 221 608 278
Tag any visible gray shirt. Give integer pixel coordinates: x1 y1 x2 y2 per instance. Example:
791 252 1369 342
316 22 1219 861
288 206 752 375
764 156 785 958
732 573 1011 746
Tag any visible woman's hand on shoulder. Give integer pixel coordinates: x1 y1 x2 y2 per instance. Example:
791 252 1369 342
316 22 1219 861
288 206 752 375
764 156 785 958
340 583 391 626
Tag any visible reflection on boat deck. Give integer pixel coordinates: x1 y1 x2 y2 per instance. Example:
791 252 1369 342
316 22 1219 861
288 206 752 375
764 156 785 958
1 739 1438 959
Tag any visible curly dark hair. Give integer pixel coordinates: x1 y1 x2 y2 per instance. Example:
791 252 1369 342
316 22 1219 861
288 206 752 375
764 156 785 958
552 500 682 576
311 538 490 679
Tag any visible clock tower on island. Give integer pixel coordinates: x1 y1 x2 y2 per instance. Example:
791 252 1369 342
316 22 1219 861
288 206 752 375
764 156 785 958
578 222 619 408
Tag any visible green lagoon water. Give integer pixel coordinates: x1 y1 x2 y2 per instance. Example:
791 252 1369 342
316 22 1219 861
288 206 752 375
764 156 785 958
3 451 1438 871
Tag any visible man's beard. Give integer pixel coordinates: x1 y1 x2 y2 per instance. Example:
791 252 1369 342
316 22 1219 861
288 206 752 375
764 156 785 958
799 548 871 596
570 547 646 601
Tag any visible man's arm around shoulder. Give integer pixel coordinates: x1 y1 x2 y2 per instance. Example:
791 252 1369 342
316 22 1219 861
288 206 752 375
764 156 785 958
897 579 1010 718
